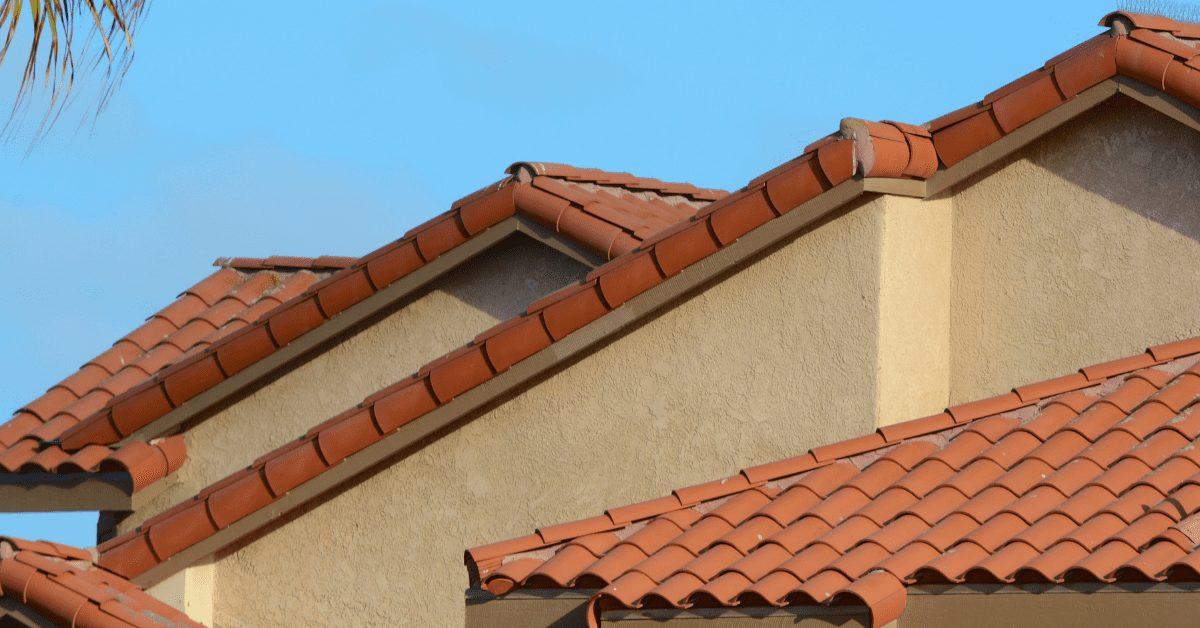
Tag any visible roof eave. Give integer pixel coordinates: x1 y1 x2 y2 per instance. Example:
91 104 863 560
0 471 139 512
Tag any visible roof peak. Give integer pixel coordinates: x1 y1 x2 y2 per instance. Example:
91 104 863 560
504 161 725 200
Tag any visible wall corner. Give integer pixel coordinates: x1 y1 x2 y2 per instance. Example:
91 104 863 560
874 194 953 427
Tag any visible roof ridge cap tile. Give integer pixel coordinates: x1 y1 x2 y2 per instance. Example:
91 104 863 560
507 161 726 200
213 255 358 271
1102 11 1198 34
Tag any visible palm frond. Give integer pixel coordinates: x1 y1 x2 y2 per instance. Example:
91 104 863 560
1118 0 1200 23
0 0 147 140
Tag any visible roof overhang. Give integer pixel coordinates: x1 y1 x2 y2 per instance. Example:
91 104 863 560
124 75 1200 587
0 472 150 512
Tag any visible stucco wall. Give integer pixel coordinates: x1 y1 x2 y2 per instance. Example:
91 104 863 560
121 236 588 533
875 194 953 425
206 199 890 627
948 96 1200 403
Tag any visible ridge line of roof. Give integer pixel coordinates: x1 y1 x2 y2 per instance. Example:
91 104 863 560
213 255 358 271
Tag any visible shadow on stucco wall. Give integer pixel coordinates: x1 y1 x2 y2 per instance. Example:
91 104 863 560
423 232 590 322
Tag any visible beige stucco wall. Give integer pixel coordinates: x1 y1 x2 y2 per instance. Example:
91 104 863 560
147 559 215 625
206 197 893 627
948 95 1200 402
121 236 589 533
875 195 953 424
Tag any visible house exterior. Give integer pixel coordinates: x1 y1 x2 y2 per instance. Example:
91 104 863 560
1 9 1199 627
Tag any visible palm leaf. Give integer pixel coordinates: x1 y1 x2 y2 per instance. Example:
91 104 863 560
0 0 147 140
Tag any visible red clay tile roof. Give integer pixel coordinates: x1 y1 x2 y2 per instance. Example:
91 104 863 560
465 338 1200 627
0 165 720 493
0 537 199 627
89 11 1200 582
0 263 345 487
924 11 1200 169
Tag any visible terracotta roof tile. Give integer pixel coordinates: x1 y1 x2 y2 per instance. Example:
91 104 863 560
0 537 200 626
466 342 1200 625
0 165 725 495
0 262 339 488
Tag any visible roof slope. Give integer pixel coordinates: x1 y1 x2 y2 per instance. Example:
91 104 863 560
0 167 721 494
923 11 1200 169
0 537 199 627
465 338 1200 627
0 259 351 487
88 10 1200 584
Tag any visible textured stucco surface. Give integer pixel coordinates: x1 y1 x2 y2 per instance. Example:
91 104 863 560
876 194 953 425
147 560 214 625
901 590 1200 627
121 236 588 533
207 200 889 627
949 96 1200 403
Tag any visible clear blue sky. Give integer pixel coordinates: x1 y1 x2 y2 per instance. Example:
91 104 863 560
0 1 1116 546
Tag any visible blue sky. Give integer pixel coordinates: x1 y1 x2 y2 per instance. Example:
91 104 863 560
0 1 1116 546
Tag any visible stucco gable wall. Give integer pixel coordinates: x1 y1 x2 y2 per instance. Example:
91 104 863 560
948 95 1200 403
206 198 888 627
120 236 589 534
